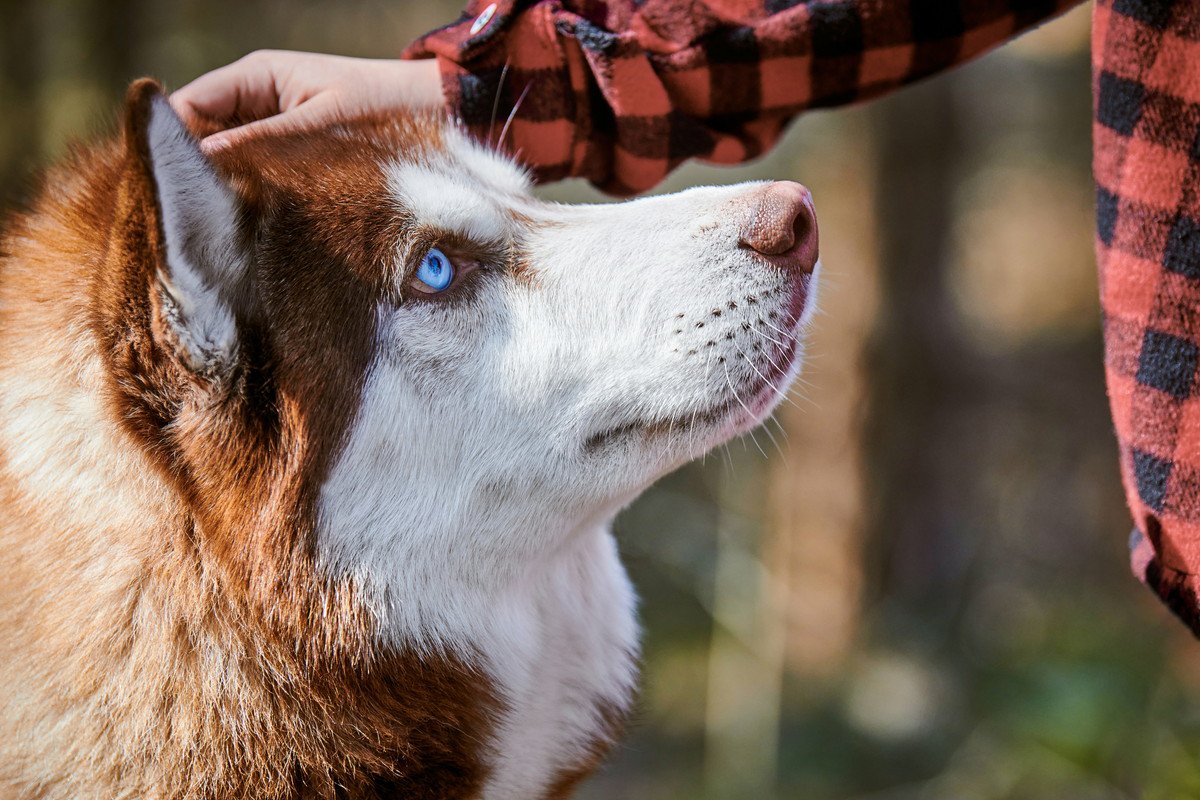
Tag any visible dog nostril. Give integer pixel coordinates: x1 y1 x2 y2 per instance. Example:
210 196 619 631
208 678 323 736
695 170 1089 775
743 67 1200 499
738 181 819 274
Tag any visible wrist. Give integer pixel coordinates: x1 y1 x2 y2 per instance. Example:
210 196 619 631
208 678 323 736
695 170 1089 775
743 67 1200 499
402 58 446 108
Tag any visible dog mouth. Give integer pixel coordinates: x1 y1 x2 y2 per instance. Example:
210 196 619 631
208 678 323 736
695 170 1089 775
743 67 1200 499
582 400 741 455
706 325 802 444
582 304 805 454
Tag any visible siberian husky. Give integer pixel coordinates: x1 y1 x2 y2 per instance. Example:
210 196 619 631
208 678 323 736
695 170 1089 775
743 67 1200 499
0 79 818 799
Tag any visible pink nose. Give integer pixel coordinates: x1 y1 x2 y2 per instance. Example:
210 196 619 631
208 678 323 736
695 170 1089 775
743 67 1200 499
738 181 818 274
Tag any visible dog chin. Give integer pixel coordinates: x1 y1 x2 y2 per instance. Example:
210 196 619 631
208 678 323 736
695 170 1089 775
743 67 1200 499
715 347 804 441
583 334 804 458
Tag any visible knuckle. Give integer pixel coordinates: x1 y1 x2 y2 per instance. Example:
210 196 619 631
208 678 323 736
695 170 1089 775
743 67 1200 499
244 48 280 63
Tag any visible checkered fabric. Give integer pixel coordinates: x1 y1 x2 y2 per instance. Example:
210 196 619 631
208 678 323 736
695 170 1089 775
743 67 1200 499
404 0 1077 194
1095 0 1200 635
407 0 1200 636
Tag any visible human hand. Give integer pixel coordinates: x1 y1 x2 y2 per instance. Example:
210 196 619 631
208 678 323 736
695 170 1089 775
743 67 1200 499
170 51 444 153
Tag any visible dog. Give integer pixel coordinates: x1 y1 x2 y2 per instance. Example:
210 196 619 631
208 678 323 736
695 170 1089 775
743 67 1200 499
0 78 818 799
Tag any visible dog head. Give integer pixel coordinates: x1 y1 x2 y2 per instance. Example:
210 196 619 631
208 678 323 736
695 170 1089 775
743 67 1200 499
106 79 819 630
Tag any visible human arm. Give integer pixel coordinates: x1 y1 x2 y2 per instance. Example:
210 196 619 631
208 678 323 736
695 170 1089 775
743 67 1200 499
170 53 444 152
405 0 1084 194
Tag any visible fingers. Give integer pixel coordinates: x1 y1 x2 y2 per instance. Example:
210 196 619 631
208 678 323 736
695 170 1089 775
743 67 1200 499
170 53 448 153
170 51 290 130
199 95 337 153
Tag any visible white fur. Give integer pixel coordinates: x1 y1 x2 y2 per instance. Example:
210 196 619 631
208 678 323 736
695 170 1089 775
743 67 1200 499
444 127 533 198
146 97 243 369
318 134 819 798
388 162 511 245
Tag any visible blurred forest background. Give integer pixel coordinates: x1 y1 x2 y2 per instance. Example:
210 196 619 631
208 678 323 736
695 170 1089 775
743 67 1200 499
2 1 1199 797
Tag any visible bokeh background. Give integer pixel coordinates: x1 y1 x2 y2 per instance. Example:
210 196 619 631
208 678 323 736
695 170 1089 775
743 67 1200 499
2 1 1198 797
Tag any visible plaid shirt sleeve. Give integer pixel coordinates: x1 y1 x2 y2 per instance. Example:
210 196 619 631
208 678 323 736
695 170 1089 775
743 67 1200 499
404 0 1079 195
1095 0 1200 636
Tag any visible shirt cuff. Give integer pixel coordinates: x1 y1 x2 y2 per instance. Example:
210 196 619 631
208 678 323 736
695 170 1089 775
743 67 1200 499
404 1 584 186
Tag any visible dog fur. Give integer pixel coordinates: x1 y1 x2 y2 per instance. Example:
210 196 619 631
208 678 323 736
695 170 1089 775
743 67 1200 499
0 79 818 799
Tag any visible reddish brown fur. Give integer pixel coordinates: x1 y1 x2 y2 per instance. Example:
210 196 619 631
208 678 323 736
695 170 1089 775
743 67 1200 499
0 81 509 799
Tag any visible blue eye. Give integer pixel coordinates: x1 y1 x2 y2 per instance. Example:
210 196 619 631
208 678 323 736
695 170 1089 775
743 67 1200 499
414 247 454 293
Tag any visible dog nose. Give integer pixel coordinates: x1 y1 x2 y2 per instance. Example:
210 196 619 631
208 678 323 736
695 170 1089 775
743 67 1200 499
738 181 818 274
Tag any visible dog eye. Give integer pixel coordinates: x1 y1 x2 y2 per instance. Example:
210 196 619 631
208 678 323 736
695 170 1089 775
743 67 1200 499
412 247 455 294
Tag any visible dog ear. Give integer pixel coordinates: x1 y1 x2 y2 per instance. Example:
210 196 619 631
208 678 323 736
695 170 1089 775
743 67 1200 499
119 78 246 373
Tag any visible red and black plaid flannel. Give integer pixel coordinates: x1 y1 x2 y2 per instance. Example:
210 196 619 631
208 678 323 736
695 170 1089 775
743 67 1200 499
405 0 1079 194
1093 0 1200 635
406 0 1200 636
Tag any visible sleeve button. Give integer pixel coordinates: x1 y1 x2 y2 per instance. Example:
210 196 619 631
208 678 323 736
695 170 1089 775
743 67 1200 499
470 3 498 35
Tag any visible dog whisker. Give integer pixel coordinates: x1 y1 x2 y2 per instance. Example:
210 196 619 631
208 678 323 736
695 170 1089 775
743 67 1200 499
765 414 789 460
720 441 735 473
692 338 720 457
757 409 787 461
759 315 797 342
487 61 512 147
753 337 789 376
498 83 533 152
722 359 769 461
732 342 804 415
751 410 784 461
750 323 789 349
785 374 823 411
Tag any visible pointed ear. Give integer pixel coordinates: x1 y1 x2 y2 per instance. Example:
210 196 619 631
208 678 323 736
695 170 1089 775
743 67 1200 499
121 78 246 372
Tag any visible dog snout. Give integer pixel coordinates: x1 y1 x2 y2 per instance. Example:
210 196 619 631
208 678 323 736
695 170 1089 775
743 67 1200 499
737 181 818 275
